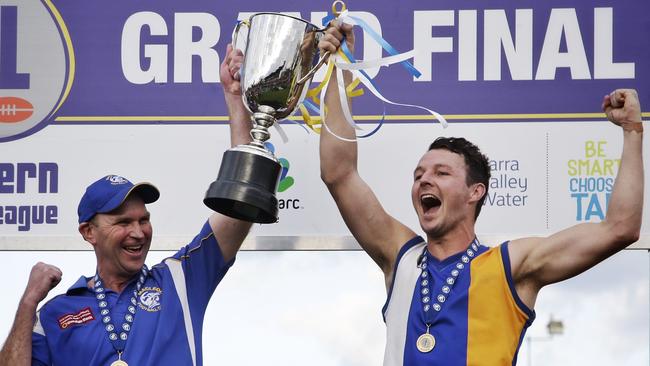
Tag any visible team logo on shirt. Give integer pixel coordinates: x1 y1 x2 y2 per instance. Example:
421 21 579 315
138 287 162 312
57 307 95 329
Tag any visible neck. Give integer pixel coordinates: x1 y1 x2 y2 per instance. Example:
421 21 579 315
425 223 476 261
102 277 133 293
93 269 137 293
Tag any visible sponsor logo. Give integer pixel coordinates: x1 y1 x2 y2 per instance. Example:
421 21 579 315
484 159 529 207
264 142 304 210
568 140 617 221
278 157 294 193
264 142 294 192
138 287 162 312
0 3 73 142
57 307 95 329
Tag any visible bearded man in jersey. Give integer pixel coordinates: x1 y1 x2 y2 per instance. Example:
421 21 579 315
318 24 644 365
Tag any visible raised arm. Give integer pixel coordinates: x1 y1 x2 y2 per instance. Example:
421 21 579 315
319 24 416 281
209 44 253 262
510 89 644 308
0 262 62 366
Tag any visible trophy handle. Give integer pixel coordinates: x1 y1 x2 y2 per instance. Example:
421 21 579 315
231 19 250 52
295 0 345 85
296 50 331 85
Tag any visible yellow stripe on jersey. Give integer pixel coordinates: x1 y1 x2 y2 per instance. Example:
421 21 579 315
466 246 531 365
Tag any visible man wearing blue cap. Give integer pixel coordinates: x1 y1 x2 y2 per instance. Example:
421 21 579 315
0 45 250 366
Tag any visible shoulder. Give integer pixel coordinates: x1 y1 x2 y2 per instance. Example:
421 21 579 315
394 236 426 268
386 236 426 287
503 237 543 277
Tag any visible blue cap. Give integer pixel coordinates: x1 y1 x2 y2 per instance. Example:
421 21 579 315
77 175 160 223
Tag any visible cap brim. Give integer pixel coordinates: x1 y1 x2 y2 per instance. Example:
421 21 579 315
129 182 160 204
97 182 160 215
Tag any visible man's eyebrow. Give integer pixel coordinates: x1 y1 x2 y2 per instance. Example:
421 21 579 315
433 163 452 169
109 210 151 221
414 163 452 173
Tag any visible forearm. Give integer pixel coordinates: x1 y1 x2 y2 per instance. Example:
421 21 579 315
208 212 252 263
0 299 38 366
604 129 644 242
320 67 356 185
225 93 252 147
215 92 253 261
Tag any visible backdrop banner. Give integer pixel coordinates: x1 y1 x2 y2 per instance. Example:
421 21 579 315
1 0 649 249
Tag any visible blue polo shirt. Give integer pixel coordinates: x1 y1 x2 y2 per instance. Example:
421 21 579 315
31 221 233 366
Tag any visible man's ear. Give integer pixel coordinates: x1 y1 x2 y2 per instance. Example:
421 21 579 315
78 222 97 246
469 183 486 203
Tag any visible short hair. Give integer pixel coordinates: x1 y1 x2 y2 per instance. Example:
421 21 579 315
428 137 491 219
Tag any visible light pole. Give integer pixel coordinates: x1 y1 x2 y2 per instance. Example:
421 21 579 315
526 316 564 366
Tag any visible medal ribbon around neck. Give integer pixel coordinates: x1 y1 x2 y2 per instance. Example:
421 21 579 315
416 239 480 353
93 265 149 365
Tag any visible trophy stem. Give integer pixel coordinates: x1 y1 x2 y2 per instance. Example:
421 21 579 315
249 105 277 149
204 103 282 224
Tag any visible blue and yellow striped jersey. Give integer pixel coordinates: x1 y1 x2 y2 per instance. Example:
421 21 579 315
383 237 535 366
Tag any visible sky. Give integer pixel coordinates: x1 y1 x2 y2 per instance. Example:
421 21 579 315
0 248 647 365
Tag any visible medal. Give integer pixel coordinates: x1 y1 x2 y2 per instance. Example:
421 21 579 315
110 351 128 366
416 332 436 353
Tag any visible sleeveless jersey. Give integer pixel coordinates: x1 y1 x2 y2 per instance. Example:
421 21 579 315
382 237 535 366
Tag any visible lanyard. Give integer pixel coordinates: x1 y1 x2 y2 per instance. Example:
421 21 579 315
93 266 149 364
416 240 480 352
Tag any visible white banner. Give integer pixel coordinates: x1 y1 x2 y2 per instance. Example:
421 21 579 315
0 121 648 249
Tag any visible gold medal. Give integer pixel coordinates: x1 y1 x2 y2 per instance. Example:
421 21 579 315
110 352 128 366
416 332 436 353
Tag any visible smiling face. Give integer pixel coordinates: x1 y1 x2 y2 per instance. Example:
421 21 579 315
80 195 152 284
411 149 484 239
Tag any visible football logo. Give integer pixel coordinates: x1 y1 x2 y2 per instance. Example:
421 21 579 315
0 97 33 123
138 287 162 312
0 1 74 142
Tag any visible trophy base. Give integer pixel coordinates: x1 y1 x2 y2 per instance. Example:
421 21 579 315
204 148 281 224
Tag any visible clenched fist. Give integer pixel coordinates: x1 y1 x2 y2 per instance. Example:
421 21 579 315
318 21 355 58
220 44 244 96
602 89 643 132
21 262 62 307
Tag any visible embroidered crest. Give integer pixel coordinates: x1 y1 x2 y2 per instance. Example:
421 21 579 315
138 287 162 312
57 307 95 329
107 175 128 185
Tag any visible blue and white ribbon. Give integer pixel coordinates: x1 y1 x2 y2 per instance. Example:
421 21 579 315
310 7 448 142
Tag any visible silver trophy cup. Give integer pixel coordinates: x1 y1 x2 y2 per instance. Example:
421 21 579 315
204 13 328 223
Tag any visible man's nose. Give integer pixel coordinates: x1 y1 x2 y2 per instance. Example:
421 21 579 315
129 223 145 239
419 170 435 185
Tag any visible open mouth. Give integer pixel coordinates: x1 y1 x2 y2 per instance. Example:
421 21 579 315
421 194 441 213
124 245 144 254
